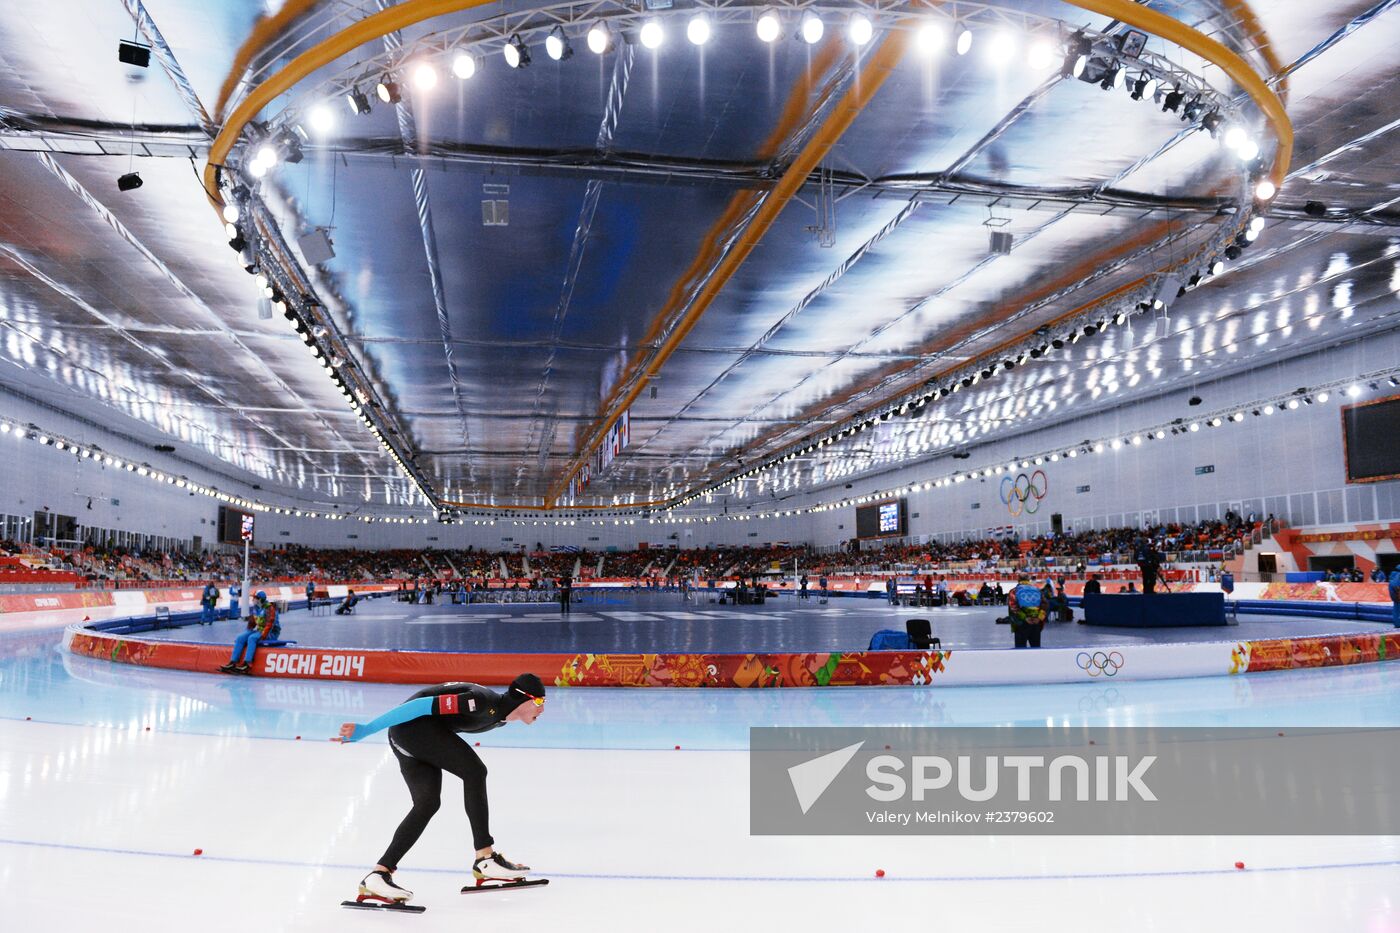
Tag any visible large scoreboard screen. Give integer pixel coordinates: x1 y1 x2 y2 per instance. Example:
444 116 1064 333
856 499 907 539
1342 395 1400 483
218 506 254 545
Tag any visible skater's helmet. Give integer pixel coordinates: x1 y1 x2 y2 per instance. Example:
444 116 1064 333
255 590 267 601
505 672 546 709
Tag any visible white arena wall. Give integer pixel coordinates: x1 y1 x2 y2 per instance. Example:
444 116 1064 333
3 326 1399 553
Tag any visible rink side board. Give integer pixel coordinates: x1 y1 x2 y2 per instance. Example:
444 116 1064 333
62 623 1400 687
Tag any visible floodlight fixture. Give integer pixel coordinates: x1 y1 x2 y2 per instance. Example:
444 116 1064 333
346 87 372 115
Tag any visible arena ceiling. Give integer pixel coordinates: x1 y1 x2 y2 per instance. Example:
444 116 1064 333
0 0 1397 516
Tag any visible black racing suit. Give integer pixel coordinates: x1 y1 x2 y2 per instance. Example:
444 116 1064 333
378 683 514 870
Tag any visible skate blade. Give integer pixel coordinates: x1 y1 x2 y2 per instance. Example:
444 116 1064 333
461 878 549 894
341 897 425 913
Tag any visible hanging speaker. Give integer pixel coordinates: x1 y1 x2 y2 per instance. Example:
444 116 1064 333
297 229 335 265
989 231 1014 255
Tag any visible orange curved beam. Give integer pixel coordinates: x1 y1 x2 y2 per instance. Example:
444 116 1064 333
1066 0 1291 185
203 0 501 207
545 3 1292 505
204 0 1294 513
547 27 911 506
205 0 1293 209
214 0 323 123
1218 0 1287 102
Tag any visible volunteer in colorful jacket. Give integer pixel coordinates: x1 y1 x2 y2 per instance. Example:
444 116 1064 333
220 592 279 674
200 582 219 625
1007 575 1046 649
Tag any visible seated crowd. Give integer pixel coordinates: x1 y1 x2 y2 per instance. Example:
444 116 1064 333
824 516 1267 575
20 515 1277 594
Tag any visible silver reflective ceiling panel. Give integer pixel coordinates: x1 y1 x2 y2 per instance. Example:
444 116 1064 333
0 0 1396 510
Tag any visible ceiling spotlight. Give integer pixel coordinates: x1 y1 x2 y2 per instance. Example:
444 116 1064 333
848 13 873 46
1063 31 1091 77
412 62 438 89
688 13 712 46
800 11 824 44
1027 38 1055 70
1130 74 1156 100
954 24 972 55
1210 259 1225 276
449 53 478 79
1201 110 1223 136
503 34 530 68
587 21 613 54
756 9 782 43
221 203 240 224
308 104 334 134
345 87 372 115
915 20 944 56
1223 126 1247 150
1161 86 1184 112
640 19 665 49
1236 139 1260 161
376 79 401 103
546 26 573 60
1100 62 1124 91
1255 179 1277 201
988 31 1016 64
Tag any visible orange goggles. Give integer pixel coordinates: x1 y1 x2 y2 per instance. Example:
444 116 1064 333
520 691 545 708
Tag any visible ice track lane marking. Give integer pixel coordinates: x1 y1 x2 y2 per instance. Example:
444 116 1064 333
1 837 1398 884
0 715 750 750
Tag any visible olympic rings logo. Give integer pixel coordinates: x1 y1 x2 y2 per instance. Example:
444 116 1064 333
999 469 1047 517
1076 651 1125 677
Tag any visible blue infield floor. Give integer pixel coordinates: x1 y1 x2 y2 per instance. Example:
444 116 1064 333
136 591 1388 653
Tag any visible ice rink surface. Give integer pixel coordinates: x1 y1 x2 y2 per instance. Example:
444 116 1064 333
3 621 1399 932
